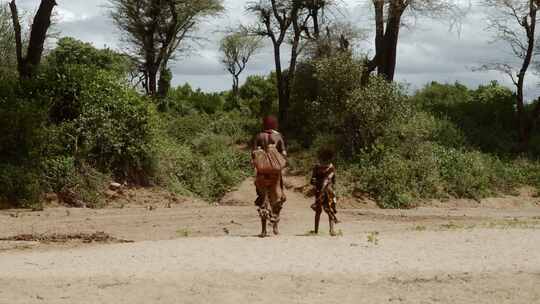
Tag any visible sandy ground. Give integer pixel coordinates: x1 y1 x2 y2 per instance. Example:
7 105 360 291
1 177 540 303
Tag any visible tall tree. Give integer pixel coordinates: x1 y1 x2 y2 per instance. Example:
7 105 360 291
362 0 464 83
220 32 261 96
9 0 56 79
110 0 223 97
481 0 540 149
297 0 357 61
247 0 316 124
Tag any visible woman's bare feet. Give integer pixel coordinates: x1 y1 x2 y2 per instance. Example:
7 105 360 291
272 223 279 235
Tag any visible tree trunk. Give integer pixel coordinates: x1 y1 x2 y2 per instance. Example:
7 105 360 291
157 67 171 98
373 0 384 75
273 44 288 124
515 0 537 150
147 67 158 96
8 1 23 76
9 0 56 79
277 76 289 124
363 0 405 84
232 74 239 96
25 0 56 76
378 1 404 81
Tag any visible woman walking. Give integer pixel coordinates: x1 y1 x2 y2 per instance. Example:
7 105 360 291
251 116 287 237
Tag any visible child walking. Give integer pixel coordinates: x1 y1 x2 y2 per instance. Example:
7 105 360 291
310 148 339 236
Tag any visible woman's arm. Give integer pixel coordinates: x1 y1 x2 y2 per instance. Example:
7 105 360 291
276 134 287 157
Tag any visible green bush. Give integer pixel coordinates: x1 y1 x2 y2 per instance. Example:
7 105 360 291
289 53 364 145
0 76 48 208
46 37 133 77
153 114 253 200
165 83 225 114
413 81 517 154
39 65 158 183
0 164 42 209
73 70 157 183
353 143 439 208
238 74 278 117
288 63 540 208
1 42 157 207
341 77 411 155
41 157 109 208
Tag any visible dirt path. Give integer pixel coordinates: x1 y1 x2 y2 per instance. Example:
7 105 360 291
1 231 540 304
1 178 540 303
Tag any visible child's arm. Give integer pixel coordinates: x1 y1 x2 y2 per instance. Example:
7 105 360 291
321 166 336 190
310 167 317 186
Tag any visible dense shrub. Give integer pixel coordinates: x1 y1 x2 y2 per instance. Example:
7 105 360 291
0 40 156 207
37 62 158 183
164 83 225 114
72 71 157 183
412 81 517 154
289 53 364 145
0 164 42 208
153 110 256 200
5 36 540 210
288 57 540 208
341 77 411 156
46 37 133 76
238 74 278 116
0 76 49 207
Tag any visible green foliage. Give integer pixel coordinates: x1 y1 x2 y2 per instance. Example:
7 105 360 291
0 40 156 207
238 74 278 116
0 76 48 207
289 53 364 145
153 110 256 200
219 32 262 92
46 37 133 76
288 55 540 208
5 34 540 211
42 157 109 208
73 71 157 182
342 77 411 155
412 81 516 154
0 164 42 208
36 60 157 183
164 83 225 114
0 86 48 164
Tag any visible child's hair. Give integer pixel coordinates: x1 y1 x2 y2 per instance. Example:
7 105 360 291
317 147 335 163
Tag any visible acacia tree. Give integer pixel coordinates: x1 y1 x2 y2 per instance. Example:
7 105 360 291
362 0 464 83
219 32 262 96
481 0 540 148
247 0 322 124
8 0 56 79
110 0 223 97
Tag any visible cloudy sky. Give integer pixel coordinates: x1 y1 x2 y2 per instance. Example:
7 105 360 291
5 0 540 99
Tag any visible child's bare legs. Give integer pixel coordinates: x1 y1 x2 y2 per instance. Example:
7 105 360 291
329 214 336 236
259 217 268 238
312 201 322 234
314 210 322 234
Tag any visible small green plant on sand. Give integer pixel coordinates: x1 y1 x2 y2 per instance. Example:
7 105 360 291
367 231 379 245
414 225 427 231
176 228 191 237
439 222 463 230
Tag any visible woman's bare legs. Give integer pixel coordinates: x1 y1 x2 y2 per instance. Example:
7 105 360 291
314 209 322 234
